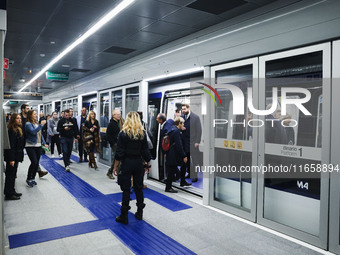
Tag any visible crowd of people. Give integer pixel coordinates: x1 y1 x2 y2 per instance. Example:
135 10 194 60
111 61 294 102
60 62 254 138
4 102 202 225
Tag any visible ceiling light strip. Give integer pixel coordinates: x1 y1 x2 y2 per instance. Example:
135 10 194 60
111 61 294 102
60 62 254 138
17 0 135 93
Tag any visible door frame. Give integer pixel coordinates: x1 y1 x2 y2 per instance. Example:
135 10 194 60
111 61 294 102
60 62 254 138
329 39 340 253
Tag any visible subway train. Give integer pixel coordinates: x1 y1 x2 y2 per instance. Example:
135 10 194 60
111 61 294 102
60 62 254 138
5 0 340 252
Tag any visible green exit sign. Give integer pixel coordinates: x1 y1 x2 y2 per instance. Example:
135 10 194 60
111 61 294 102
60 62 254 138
46 71 69 81
9 101 18 105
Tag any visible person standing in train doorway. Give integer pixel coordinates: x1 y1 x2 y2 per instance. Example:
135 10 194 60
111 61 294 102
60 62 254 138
113 112 151 224
76 107 88 162
57 109 78 172
106 109 124 179
181 103 202 184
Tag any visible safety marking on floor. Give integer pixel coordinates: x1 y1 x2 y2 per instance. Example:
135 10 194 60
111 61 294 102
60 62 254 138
8 155 195 255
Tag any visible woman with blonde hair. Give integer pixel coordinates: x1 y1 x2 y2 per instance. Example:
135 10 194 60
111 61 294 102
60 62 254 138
113 111 151 224
4 114 25 200
82 111 101 169
25 110 48 187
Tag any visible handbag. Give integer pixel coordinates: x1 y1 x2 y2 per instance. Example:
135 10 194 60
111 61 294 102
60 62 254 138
84 134 93 142
146 132 153 149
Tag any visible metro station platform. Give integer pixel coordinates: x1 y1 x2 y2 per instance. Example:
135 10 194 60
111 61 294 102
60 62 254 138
3 153 332 255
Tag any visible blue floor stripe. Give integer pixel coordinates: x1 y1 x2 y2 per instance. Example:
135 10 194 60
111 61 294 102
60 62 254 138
143 188 192 212
8 155 196 255
9 220 106 249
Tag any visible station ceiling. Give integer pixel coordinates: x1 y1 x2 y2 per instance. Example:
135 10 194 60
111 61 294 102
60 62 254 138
4 0 276 94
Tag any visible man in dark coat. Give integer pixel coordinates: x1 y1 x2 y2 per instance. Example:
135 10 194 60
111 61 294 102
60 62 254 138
106 109 124 179
181 103 202 183
156 113 175 180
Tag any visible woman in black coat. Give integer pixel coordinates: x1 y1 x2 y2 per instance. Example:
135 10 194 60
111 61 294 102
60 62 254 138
4 113 25 200
82 111 101 169
165 117 188 193
113 111 151 224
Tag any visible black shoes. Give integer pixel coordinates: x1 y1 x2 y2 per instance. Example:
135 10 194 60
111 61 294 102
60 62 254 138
191 178 198 183
165 188 178 193
116 215 128 224
14 192 22 197
180 181 192 187
5 195 20 200
135 211 143 220
38 170 48 178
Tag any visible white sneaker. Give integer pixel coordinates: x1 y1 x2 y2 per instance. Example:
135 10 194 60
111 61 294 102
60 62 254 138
51 154 55 158
59 154 63 158
65 166 70 172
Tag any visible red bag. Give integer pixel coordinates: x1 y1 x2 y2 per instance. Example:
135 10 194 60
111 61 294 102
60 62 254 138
162 133 171 152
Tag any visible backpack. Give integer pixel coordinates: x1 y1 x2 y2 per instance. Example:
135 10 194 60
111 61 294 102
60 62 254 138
162 132 172 152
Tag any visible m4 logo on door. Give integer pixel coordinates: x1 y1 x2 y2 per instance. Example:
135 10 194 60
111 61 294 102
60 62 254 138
297 181 309 190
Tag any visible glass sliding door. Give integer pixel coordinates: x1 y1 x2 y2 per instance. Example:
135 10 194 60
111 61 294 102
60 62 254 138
257 43 330 248
210 58 258 221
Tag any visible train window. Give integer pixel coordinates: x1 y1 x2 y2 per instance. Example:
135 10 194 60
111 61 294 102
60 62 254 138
264 51 322 147
112 90 122 112
73 99 78 117
62 100 67 111
215 65 253 140
126 86 139 115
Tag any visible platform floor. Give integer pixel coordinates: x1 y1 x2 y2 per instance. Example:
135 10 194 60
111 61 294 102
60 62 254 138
3 152 332 255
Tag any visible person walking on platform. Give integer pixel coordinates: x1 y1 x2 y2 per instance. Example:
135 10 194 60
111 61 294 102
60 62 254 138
25 110 49 187
57 109 78 172
165 117 188 193
82 111 101 170
106 109 124 179
113 112 151 224
48 111 62 158
76 107 88 162
4 114 25 200
20 104 48 178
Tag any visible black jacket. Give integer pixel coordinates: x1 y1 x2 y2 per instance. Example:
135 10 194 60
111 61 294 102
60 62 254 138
57 117 78 138
115 131 151 162
4 128 25 162
106 118 120 148
165 126 186 167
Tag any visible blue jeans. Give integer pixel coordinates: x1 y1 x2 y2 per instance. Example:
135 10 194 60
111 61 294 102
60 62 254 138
60 137 74 167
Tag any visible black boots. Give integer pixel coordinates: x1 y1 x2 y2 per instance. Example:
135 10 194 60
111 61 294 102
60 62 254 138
116 204 145 224
116 206 130 224
135 203 145 221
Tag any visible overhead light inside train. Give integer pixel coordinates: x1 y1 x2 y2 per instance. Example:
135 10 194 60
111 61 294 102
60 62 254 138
16 0 135 94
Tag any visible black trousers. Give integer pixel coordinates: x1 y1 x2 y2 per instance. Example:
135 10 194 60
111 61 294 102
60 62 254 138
26 147 41 180
166 165 179 190
4 161 19 196
50 135 62 155
78 137 87 159
118 157 145 209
